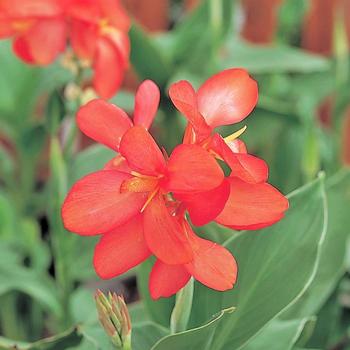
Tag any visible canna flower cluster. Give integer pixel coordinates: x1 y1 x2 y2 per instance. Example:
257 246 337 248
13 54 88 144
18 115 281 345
0 0 130 98
62 69 289 299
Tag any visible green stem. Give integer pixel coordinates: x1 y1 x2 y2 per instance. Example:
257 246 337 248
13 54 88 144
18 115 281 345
170 278 194 334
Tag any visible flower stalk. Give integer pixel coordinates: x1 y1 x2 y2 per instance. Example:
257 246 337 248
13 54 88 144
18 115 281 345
170 278 194 334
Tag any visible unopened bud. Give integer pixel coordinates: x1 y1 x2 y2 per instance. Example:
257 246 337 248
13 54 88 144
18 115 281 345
95 290 132 350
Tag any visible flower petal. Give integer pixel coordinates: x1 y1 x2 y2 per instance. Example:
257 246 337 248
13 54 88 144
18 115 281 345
149 260 191 299
13 18 66 65
119 126 166 176
0 0 63 17
143 194 193 265
77 99 132 151
93 215 151 279
164 144 224 193
186 234 237 291
104 155 131 172
210 134 267 183
169 80 211 141
175 179 230 226
70 20 97 60
197 69 258 128
93 36 124 99
216 177 289 230
133 80 160 130
62 170 146 235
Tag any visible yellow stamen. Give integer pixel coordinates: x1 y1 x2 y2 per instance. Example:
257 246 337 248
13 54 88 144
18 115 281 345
224 125 247 143
141 187 159 213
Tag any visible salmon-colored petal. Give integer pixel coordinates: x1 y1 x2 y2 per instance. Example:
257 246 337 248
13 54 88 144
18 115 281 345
104 155 131 173
93 36 124 99
164 144 224 193
93 215 151 279
119 126 166 176
66 0 101 23
100 0 130 31
70 20 97 60
0 17 16 38
169 80 211 142
133 80 160 130
13 18 66 65
175 179 230 226
227 139 247 154
197 69 258 128
77 99 132 151
143 194 193 265
186 234 237 291
62 170 146 235
149 260 191 299
0 0 63 17
216 177 289 230
210 134 267 183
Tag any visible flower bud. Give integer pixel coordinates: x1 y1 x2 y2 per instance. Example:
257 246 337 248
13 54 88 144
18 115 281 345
95 290 132 350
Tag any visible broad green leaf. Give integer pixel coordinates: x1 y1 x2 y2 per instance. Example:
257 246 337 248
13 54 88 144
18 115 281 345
130 25 172 87
152 307 235 350
188 177 327 349
0 328 82 350
283 169 350 319
171 0 233 71
242 318 314 350
0 243 61 318
222 40 330 74
133 322 169 350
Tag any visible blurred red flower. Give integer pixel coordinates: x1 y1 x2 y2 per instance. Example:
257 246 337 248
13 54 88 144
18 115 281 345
62 71 288 299
0 0 130 98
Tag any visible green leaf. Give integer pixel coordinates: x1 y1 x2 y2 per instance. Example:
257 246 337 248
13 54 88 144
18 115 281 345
242 318 314 350
171 0 233 70
130 25 172 87
0 243 61 318
0 327 82 350
283 169 350 319
188 177 327 349
133 322 169 350
222 40 331 74
151 307 235 350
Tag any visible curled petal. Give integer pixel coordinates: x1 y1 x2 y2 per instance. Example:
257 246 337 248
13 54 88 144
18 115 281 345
175 179 230 226
13 18 66 65
77 99 132 151
164 144 224 193
119 126 166 176
210 134 267 183
216 177 289 230
186 233 237 291
197 69 258 128
169 80 211 141
62 170 147 235
93 36 124 99
93 215 151 279
227 139 247 154
133 80 160 130
149 260 191 299
143 194 193 265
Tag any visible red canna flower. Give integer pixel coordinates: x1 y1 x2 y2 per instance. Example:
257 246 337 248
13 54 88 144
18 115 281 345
66 0 131 98
0 0 67 65
62 72 288 299
169 69 289 229
0 0 131 98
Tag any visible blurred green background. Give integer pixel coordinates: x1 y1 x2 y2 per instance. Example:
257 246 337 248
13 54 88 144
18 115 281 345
0 0 349 349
